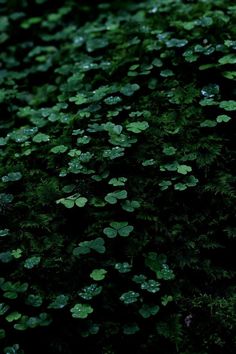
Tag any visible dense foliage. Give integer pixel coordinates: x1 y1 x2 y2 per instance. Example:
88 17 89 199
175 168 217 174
0 0 236 353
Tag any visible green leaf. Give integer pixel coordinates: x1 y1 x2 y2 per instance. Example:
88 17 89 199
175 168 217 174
48 295 69 309
139 304 160 318
222 71 236 80
142 159 155 166
103 147 125 159
73 238 106 257
90 269 107 281
75 197 88 207
105 190 127 204
163 146 177 156
115 262 132 273
24 256 41 269
219 54 236 65
200 120 217 128
69 94 87 105
103 227 117 238
185 175 199 187
77 136 91 145
33 133 50 143
120 291 140 304
141 279 160 293
121 200 140 212
2 172 22 183
216 115 231 123
174 183 187 191
11 249 23 259
25 294 43 307
50 145 68 153
104 222 134 238
108 177 127 186
5 312 22 322
78 284 102 300
126 121 149 133
156 264 175 280
161 295 173 306
118 224 134 237
104 96 122 105
120 83 140 96
177 165 192 175
219 100 236 111
159 180 172 191
160 69 174 77
70 304 93 319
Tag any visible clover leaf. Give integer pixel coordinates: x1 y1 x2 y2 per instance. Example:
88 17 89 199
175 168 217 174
50 145 68 154
103 222 134 238
105 190 127 204
77 136 91 145
121 200 140 212
56 194 88 208
177 165 192 175
78 284 102 300
90 269 107 281
32 133 50 143
139 304 160 318
75 197 88 208
70 303 93 319
141 280 160 293
11 249 23 259
185 175 199 187
69 94 88 105
200 120 217 128
73 238 106 257
219 54 236 65
120 291 140 304
25 294 43 307
120 83 140 96
24 256 41 269
161 295 173 306
163 146 177 156
48 295 69 309
2 172 22 183
159 180 172 191
126 121 149 133
174 183 187 191
115 262 132 273
104 96 122 105
219 100 236 111
142 159 156 166
216 115 231 123
57 198 74 208
103 147 125 159
132 274 147 284
156 264 175 280
108 177 127 186
5 312 22 322
160 69 174 77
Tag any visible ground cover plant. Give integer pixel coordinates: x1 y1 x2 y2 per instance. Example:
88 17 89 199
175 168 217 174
0 0 236 353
